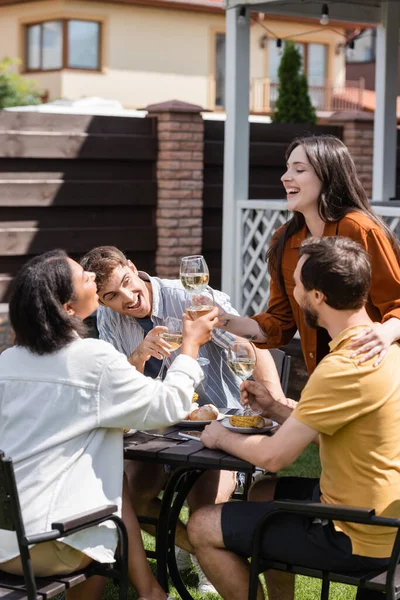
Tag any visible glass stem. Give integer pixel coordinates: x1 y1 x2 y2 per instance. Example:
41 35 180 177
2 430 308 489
156 358 166 380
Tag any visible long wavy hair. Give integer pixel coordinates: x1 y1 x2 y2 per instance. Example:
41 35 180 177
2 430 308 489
267 135 400 291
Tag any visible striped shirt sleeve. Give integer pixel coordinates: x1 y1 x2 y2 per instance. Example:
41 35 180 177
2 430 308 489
97 306 129 356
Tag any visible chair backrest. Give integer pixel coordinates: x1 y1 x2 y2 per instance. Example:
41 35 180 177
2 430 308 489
0 451 26 540
269 349 291 396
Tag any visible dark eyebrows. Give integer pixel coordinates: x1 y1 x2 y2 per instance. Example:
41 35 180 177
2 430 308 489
102 273 129 300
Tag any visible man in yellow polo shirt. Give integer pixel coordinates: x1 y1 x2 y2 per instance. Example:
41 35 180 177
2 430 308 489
188 236 400 600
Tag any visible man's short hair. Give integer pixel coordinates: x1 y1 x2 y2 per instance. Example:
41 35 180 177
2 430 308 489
299 236 371 310
80 246 129 291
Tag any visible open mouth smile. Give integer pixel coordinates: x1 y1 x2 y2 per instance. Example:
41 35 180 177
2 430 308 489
286 187 300 197
126 293 141 311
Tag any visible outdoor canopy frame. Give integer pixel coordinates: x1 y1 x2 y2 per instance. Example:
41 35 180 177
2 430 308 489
221 0 400 303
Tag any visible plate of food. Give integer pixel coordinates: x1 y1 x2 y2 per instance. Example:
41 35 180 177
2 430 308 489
179 403 225 427
221 415 278 434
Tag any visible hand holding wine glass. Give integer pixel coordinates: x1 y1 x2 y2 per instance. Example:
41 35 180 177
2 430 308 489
228 340 258 415
185 288 215 320
180 255 209 292
156 317 182 379
180 307 219 359
159 317 183 352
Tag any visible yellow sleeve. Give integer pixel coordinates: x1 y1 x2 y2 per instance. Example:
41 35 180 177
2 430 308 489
292 355 366 435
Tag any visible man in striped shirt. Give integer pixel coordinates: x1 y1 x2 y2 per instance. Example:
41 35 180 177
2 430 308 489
81 245 283 593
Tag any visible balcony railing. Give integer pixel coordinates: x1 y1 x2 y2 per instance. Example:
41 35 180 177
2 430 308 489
250 77 365 114
211 78 366 114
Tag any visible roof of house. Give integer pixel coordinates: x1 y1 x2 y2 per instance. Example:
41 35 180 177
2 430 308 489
0 0 371 23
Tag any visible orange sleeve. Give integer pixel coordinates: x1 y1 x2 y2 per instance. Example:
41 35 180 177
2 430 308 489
366 229 400 322
340 221 400 322
251 268 297 349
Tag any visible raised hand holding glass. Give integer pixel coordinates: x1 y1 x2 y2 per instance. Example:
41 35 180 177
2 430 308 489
185 288 215 320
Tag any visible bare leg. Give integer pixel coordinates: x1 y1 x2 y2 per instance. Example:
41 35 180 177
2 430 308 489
65 570 106 600
188 504 264 600
187 469 236 513
124 459 193 553
121 474 168 600
249 477 295 600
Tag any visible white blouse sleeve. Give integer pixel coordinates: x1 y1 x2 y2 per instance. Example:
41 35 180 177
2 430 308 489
98 351 203 430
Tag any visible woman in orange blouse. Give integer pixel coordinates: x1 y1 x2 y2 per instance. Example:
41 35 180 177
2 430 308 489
219 135 400 374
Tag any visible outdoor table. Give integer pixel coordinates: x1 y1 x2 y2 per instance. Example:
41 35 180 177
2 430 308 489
123 424 255 600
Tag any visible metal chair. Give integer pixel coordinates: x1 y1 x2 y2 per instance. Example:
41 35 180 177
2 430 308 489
0 450 129 600
269 348 291 396
248 500 400 600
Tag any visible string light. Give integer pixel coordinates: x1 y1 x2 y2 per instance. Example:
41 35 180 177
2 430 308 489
238 7 247 26
320 3 329 26
251 11 358 55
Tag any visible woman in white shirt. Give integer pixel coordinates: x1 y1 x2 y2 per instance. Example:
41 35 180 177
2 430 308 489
0 249 217 600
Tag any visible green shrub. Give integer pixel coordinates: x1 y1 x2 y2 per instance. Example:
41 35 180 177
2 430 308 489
0 57 42 109
272 42 317 124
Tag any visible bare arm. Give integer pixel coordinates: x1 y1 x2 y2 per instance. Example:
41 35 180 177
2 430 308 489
217 312 268 343
241 379 319 445
241 379 295 423
252 347 285 399
201 416 317 473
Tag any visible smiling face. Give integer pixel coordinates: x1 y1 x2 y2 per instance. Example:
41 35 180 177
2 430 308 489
98 261 153 318
66 258 98 320
281 144 323 217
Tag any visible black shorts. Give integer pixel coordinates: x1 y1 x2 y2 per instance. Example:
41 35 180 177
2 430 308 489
221 477 389 573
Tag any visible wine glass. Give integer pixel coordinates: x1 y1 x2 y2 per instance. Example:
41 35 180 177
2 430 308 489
228 340 258 415
185 289 215 321
156 317 183 380
180 255 209 292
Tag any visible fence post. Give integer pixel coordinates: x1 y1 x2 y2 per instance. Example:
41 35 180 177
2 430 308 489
329 111 374 199
145 100 205 279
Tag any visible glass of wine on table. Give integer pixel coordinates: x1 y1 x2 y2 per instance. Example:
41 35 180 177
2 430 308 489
180 255 209 292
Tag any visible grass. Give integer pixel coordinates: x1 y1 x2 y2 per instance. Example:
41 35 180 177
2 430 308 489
100 444 356 600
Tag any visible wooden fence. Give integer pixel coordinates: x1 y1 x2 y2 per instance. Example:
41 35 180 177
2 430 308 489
0 112 157 301
202 122 344 288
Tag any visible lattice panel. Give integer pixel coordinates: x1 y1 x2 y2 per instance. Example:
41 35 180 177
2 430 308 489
381 215 400 239
240 206 288 316
239 202 400 317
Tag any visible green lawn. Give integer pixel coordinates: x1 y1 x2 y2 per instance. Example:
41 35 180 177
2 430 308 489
101 444 356 600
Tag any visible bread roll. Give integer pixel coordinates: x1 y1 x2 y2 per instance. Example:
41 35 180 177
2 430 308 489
188 404 219 421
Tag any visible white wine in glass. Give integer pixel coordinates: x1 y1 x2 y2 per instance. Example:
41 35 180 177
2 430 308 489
180 255 209 292
185 289 215 320
228 358 256 381
156 317 182 379
159 332 182 352
228 341 258 415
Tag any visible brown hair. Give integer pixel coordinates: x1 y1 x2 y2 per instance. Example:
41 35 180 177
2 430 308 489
267 135 400 290
299 236 371 310
80 246 129 291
